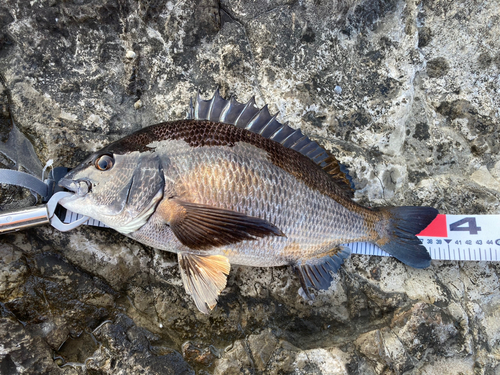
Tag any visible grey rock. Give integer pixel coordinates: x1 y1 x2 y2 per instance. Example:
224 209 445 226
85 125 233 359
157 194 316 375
0 314 62 374
0 0 500 374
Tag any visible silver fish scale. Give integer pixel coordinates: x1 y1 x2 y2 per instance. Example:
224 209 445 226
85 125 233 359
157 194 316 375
132 139 371 267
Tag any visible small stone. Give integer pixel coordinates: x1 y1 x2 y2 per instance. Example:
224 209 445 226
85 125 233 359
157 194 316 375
490 160 500 180
0 244 28 299
182 341 216 367
470 166 500 191
54 358 64 366
247 329 278 371
126 50 136 59
134 99 143 109
334 85 342 94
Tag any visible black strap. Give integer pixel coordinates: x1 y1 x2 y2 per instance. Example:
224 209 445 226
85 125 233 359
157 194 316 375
0 167 70 202
0 169 49 199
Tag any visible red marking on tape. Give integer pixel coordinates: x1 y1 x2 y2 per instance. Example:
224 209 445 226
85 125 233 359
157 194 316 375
418 214 448 237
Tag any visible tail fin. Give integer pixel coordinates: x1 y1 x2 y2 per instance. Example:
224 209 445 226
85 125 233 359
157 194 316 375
375 206 438 268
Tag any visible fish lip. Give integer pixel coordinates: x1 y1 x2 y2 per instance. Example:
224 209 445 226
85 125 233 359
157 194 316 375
58 178 78 193
59 178 91 196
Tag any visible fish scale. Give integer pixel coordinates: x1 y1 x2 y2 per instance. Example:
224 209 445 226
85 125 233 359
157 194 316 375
141 140 372 267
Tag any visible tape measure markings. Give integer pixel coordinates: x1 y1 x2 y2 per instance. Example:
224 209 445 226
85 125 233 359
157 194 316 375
416 214 499 261
64 210 108 228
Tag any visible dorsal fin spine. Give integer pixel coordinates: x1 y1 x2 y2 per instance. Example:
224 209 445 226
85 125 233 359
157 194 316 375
267 124 285 139
279 128 295 144
313 151 327 160
194 92 201 119
292 135 309 150
242 97 259 126
207 90 217 119
267 123 291 141
258 114 278 135
303 142 319 153
282 129 303 147
234 98 255 127
219 98 232 123
306 149 319 157
245 109 263 130
187 97 194 119
246 105 271 131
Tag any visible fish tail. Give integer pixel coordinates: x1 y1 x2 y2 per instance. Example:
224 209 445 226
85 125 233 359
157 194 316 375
374 206 439 268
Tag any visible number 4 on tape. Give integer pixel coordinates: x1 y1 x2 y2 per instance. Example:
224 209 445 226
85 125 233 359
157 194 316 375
449 218 481 235
416 214 500 261
418 214 489 237
418 215 483 236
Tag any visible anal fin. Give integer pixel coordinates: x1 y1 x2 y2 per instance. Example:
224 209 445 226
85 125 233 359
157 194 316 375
295 246 351 299
178 253 231 314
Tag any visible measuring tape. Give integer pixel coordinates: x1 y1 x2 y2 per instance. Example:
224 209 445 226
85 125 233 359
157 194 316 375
348 214 500 261
63 210 108 228
63 210 499 262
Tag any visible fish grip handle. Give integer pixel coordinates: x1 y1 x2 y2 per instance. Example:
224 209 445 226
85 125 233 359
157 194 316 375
0 205 50 234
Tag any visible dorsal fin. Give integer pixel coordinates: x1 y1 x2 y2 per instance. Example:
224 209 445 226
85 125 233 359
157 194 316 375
187 90 354 196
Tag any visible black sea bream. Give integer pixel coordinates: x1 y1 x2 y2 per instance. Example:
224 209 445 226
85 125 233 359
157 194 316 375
59 91 438 313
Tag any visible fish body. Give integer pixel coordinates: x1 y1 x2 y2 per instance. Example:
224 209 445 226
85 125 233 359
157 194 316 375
60 91 438 313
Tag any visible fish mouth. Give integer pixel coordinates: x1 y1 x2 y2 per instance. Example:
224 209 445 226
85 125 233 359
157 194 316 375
59 178 92 196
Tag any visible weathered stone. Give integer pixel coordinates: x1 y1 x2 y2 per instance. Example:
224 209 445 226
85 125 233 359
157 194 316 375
182 341 218 369
0 315 61 374
247 329 278 371
356 302 464 373
0 243 28 299
214 340 253 375
1 0 500 373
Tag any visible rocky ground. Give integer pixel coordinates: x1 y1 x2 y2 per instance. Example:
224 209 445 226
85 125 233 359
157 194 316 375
1 0 500 374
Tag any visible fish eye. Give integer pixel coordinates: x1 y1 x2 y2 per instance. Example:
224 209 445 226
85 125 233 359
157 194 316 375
95 154 114 171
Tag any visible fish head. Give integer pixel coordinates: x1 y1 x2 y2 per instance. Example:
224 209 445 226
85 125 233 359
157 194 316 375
58 146 165 233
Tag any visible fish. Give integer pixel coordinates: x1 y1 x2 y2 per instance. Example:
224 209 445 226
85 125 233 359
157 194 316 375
59 90 439 313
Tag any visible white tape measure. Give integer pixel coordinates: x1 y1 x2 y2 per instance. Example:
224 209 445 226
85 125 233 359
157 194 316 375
347 214 500 261
63 210 109 228
64 210 499 262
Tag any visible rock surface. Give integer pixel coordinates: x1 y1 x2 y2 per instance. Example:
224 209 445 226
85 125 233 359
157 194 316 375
1 0 500 374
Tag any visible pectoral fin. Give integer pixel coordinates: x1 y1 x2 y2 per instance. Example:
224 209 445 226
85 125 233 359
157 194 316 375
178 253 231 314
157 198 285 249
